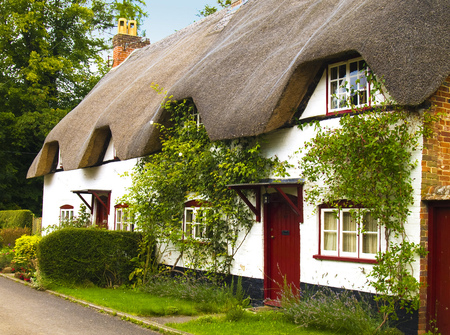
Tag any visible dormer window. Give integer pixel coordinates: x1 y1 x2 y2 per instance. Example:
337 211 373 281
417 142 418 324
328 58 369 113
57 150 63 170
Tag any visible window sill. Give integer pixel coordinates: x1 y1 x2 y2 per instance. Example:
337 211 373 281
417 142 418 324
313 254 377 264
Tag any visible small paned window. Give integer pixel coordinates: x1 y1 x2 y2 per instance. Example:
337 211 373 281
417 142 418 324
183 207 210 240
319 207 379 261
328 58 369 113
60 205 74 223
115 205 132 231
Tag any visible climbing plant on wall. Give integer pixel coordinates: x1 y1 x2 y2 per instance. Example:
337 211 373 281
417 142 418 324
122 85 290 283
298 74 436 326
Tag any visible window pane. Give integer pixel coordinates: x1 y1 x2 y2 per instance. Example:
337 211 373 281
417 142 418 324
339 65 346 78
186 223 192 237
331 67 338 80
363 234 377 254
350 75 357 90
117 210 122 223
359 75 367 89
324 232 337 251
331 81 338 95
342 212 356 231
185 209 193 223
343 232 357 252
359 60 366 71
363 213 377 232
338 79 346 93
350 61 358 76
324 212 337 230
194 224 202 238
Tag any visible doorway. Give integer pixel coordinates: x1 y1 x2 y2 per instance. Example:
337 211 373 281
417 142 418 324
94 194 110 229
428 203 450 333
265 193 300 301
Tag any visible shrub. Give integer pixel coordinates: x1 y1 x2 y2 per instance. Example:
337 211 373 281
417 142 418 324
0 210 33 229
142 274 249 314
0 247 15 270
0 227 31 248
37 228 143 287
280 286 381 335
14 235 41 260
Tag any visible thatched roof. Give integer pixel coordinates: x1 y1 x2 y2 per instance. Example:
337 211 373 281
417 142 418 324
28 0 450 178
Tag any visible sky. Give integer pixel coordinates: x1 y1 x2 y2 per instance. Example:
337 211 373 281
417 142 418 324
139 0 219 43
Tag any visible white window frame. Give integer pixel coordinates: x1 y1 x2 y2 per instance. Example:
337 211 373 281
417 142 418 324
60 207 74 223
320 207 380 260
328 57 369 113
115 206 131 231
183 207 209 240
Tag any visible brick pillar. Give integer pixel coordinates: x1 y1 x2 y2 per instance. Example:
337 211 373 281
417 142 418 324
112 34 150 68
418 75 450 334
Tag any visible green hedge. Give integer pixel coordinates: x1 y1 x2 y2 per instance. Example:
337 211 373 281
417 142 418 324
0 210 33 229
37 228 144 287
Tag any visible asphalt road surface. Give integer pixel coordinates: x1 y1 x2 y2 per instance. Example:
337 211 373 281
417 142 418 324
0 276 161 335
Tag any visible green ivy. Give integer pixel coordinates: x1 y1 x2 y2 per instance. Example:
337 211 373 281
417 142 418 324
298 74 436 325
122 86 290 282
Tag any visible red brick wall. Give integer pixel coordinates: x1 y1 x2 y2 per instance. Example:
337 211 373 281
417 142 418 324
419 75 450 334
112 34 150 68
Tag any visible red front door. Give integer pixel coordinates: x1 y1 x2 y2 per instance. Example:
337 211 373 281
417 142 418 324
429 206 450 332
95 195 109 229
266 194 300 301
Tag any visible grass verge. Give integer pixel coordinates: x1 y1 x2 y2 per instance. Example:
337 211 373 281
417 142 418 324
49 285 203 316
168 311 340 335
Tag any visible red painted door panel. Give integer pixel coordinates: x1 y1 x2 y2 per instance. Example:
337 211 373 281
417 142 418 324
267 197 300 301
432 207 450 332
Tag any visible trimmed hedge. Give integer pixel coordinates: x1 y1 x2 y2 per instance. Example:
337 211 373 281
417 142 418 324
0 210 33 229
37 228 143 287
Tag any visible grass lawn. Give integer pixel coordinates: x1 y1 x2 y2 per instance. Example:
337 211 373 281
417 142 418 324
48 285 343 335
168 311 340 335
49 285 202 316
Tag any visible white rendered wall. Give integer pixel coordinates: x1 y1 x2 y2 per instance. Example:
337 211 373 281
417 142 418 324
42 158 137 230
41 66 423 290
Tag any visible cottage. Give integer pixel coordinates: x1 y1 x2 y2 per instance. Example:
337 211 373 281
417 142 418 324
28 0 449 333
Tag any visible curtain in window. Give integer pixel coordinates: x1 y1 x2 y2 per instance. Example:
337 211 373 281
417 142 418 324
323 212 337 251
362 213 377 254
342 212 357 252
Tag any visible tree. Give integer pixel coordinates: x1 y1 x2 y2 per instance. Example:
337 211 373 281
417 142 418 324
198 0 231 17
0 0 147 215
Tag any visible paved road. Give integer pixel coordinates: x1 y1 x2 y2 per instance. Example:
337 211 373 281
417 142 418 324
0 276 160 335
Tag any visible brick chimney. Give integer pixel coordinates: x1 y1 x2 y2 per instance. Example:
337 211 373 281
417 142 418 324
112 18 150 68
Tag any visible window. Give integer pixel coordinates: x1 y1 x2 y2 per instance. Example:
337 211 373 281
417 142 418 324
183 207 210 240
60 205 74 223
317 206 379 262
115 205 132 231
328 58 369 113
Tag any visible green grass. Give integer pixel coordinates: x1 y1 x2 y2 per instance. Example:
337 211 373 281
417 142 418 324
168 311 340 335
49 285 204 316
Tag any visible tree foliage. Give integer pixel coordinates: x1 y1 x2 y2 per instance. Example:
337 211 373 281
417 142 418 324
198 0 231 17
0 0 147 214
123 85 289 282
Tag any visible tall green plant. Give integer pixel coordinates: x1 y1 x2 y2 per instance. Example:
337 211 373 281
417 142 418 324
123 85 289 282
298 74 435 325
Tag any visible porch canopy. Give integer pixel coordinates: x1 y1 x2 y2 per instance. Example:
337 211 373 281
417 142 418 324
228 178 304 222
71 189 111 214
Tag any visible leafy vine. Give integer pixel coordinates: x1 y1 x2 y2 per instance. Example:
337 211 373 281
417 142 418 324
123 85 290 283
298 73 436 326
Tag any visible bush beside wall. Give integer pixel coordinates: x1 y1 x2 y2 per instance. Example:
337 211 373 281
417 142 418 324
0 210 33 229
37 228 143 287
0 227 31 248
